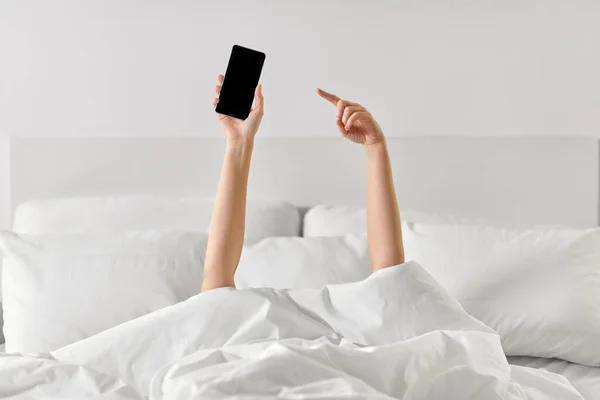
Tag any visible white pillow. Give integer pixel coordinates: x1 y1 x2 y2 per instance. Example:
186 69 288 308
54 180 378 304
303 205 567 237
303 206 368 237
0 230 207 353
13 196 301 238
402 222 600 366
235 235 371 289
2 196 299 346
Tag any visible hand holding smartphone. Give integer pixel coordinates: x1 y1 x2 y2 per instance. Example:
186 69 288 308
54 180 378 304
216 45 266 120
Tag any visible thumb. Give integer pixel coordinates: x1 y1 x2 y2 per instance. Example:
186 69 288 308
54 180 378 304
253 84 264 113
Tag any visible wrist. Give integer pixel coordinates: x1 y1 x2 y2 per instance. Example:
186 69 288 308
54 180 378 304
363 139 387 156
225 136 254 166
226 136 254 149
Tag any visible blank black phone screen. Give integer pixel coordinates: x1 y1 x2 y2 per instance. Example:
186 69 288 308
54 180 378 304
216 45 266 120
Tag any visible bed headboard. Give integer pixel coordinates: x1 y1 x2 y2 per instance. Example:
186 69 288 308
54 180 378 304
4 136 599 228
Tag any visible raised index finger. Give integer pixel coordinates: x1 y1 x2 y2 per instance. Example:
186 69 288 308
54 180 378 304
316 88 340 105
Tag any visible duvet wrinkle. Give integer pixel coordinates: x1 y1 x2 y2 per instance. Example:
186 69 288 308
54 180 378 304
277 286 340 333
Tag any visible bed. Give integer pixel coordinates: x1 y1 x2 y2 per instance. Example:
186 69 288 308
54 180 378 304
508 357 600 399
0 136 599 398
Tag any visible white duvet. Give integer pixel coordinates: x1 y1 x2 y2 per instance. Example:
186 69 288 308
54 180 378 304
0 262 587 399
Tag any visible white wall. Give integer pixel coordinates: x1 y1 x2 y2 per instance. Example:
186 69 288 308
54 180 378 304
0 138 9 229
1 0 599 228
0 0 599 139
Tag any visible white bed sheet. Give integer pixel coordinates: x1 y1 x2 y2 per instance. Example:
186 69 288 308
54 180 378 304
509 357 600 400
1 338 595 398
1 350 596 396
0 263 592 399
40 263 587 399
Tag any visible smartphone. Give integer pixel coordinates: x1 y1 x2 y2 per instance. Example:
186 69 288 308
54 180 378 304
216 45 266 120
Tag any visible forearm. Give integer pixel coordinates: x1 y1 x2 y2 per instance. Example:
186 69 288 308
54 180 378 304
365 140 405 271
202 138 254 290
